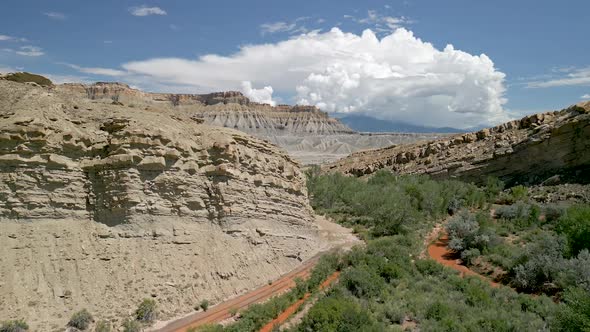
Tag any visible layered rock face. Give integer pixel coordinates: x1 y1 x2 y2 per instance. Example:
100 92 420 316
0 80 323 330
325 102 590 186
57 82 448 164
59 83 354 135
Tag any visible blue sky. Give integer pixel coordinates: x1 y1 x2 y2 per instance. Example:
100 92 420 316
1 0 589 128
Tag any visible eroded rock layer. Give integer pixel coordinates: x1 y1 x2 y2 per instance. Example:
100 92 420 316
56 82 450 164
325 102 590 186
0 80 323 330
58 82 354 135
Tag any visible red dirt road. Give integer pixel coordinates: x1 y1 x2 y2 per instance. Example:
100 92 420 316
427 231 499 287
259 271 341 332
154 251 328 332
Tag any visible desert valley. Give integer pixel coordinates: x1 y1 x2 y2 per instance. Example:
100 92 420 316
1 2 590 331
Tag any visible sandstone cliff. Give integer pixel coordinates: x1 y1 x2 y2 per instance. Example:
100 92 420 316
325 102 590 186
58 82 354 135
57 83 448 165
0 80 327 330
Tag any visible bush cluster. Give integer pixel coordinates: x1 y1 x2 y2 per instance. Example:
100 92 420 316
446 212 491 252
67 309 93 330
0 320 28 332
135 298 157 322
556 204 590 256
94 320 111 332
307 169 487 237
217 172 590 331
291 236 556 331
2 72 53 86
121 319 141 332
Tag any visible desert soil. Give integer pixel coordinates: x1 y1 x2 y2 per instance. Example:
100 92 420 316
427 230 499 287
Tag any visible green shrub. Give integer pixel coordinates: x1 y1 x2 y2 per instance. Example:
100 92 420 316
485 176 505 200
552 287 590 331
461 248 481 266
200 299 210 311
379 302 406 325
121 319 141 332
446 197 462 215
94 320 111 332
306 254 340 289
495 203 529 221
510 185 528 202
544 204 565 223
296 293 383 331
293 277 308 299
135 298 157 322
2 72 52 86
67 309 93 330
193 325 224 332
341 267 385 299
446 212 490 253
512 233 567 292
556 249 590 292
414 259 444 277
556 204 590 256
0 320 28 332
425 300 452 320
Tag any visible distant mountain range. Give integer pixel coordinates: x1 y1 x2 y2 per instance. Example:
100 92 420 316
337 114 469 133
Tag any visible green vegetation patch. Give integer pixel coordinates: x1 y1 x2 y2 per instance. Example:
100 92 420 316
216 172 590 331
0 319 28 332
2 72 53 87
67 309 93 330
135 298 157 322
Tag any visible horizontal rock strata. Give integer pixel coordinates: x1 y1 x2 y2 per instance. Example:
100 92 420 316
325 102 590 186
0 80 323 330
58 82 354 135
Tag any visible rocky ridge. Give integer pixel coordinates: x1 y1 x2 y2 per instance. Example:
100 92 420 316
57 82 448 164
325 102 590 186
58 82 354 135
0 80 327 330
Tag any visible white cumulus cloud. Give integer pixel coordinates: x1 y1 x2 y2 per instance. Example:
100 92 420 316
120 27 507 128
129 6 167 17
241 81 276 106
582 94 590 99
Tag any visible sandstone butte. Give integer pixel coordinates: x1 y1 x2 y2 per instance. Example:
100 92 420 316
325 101 590 186
0 79 340 331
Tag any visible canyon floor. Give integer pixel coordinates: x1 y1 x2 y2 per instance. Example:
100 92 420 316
150 216 359 332
262 133 449 165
